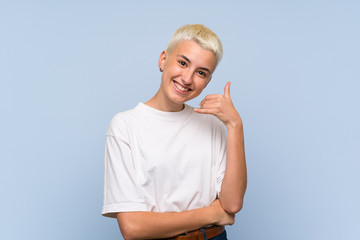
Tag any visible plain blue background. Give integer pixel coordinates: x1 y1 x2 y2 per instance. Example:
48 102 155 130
1 1 359 239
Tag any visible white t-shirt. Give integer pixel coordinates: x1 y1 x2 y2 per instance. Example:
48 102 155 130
102 103 227 218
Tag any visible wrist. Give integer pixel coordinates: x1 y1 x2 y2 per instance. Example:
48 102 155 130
207 205 219 225
225 116 243 130
210 203 225 225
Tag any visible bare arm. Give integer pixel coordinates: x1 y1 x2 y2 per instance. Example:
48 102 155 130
117 199 234 240
194 82 247 214
219 120 247 213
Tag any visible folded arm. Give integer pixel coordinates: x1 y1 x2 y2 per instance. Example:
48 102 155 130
117 199 234 240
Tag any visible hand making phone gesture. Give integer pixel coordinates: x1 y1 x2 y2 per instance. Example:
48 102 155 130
194 82 242 128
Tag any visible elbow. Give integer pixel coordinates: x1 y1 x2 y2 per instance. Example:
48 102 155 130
223 201 243 214
119 223 137 240
120 225 141 240
117 214 141 240
219 189 246 214
121 229 136 240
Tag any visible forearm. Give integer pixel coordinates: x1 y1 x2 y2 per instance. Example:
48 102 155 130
117 207 216 240
219 119 247 214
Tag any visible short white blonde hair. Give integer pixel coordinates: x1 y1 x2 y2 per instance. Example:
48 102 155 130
166 24 223 66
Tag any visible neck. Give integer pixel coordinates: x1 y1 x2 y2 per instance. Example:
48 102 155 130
145 90 184 112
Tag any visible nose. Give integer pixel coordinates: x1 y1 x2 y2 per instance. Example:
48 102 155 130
181 69 193 85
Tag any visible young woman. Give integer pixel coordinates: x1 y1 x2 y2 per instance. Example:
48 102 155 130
102 24 247 240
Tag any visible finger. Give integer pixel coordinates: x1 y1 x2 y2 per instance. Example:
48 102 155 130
224 82 231 98
200 95 223 106
199 97 208 106
193 108 216 115
204 94 222 100
201 103 221 111
201 101 222 110
201 98 221 106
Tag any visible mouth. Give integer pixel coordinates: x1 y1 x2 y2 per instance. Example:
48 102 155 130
173 80 192 94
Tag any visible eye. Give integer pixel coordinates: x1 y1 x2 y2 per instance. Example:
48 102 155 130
179 60 186 66
198 71 207 77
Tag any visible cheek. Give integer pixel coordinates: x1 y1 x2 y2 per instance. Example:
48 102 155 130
193 85 206 97
195 80 208 90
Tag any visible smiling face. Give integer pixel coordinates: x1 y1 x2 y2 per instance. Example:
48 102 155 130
156 40 217 111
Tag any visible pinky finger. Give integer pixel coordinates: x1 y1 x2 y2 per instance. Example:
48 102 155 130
194 108 213 114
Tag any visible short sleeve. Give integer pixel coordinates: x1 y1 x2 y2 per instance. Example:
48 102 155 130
102 134 147 218
213 118 227 195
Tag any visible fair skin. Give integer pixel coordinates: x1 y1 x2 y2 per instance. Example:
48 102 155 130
117 40 247 240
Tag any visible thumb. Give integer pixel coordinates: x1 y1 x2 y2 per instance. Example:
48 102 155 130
224 81 231 98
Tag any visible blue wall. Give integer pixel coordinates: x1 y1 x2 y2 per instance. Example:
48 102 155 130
1 1 359 239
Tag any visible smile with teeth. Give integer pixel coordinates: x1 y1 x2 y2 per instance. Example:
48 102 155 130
174 81 191 92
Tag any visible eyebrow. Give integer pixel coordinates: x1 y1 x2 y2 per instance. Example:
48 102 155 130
177 54 212 74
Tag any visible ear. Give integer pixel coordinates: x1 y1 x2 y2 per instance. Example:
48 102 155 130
158 50 167 70
204 76 212 88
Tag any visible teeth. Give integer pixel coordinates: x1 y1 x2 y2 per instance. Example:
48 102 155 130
174 82 190 92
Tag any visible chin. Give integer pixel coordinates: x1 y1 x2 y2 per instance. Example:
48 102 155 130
170 94 195 104
171 98 187 105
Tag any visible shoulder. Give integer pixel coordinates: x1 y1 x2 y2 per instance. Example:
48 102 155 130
106 107 138 137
